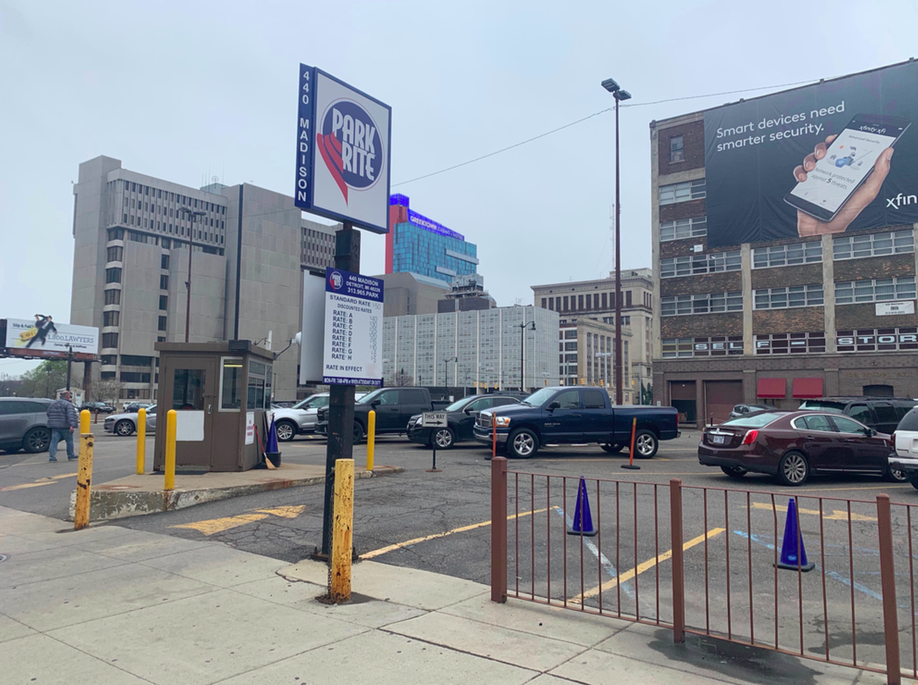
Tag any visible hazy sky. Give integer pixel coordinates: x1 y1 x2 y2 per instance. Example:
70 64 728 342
2 0 916 377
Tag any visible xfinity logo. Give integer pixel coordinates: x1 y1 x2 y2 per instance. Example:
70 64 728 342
887 193 918 209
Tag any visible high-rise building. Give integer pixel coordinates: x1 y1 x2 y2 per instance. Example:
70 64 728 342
382 305 559 392
70 156 339 405
531 269 653 402
385 194 478 284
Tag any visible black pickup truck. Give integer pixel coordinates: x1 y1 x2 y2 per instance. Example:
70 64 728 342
472 386 679 459
315 387 450 441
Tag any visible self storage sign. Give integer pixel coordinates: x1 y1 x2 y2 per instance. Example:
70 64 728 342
322 267 383 386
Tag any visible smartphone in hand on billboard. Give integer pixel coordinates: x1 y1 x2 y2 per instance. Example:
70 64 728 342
784 114 910 222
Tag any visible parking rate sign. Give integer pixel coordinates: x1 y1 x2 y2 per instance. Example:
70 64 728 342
322 267 383 386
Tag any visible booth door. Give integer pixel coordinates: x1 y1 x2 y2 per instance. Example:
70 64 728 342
169 357 217 469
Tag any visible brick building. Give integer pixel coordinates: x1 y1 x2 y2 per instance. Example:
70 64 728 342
651 80 918 426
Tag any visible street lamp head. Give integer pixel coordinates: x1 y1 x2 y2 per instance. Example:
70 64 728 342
601 78 620 93
614 89 632 102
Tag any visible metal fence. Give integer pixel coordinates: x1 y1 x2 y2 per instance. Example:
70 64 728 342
489 457 916 685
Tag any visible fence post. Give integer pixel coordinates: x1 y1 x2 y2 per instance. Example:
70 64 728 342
670 478 685 643
491 456 508 603
877 494 901 685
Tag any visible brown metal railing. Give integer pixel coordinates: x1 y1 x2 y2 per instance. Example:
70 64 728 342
490 456 916 685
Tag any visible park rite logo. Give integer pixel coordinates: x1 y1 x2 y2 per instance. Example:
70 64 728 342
328 270 344 291
316 100 383 204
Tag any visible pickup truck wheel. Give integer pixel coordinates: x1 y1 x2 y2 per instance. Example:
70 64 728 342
353 422 365 443
600 444 623 454
633 430 658 459
885 466 910 483
275 420 297 442
431 427 455 449
508 429 539 459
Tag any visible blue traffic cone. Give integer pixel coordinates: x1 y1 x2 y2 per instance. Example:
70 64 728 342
775 498 815 571
567 477 597 537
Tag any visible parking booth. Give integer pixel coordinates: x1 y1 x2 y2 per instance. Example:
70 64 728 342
153 341 273 472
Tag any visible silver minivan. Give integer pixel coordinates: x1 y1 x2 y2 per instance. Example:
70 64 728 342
0 397 53 453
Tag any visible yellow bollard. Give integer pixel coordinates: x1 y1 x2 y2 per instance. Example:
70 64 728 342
366 410 376 472
330 458 355 602
74 410 93 530
136 408 146 475
164 410 177 491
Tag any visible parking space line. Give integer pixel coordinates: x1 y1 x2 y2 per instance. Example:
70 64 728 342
172 505 306 535
361 506 556 560
748 501 876 522
570 527 725 603
0 472 78 492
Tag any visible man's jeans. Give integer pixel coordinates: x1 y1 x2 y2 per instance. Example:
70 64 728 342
49 429 75 461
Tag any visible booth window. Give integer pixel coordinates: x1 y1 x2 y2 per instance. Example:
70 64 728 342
247 360 273 410
220 358 244 410
173 369 205 410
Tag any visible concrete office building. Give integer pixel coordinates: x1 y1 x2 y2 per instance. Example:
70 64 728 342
558 318 634 403
531 269 653 401
650 62 918 425
70 156 338 405
386 194 479 284
378 272 450 318
382 305 559 391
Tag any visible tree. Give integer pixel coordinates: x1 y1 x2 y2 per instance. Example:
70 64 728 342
392 369 414 386
17 360 81 398
93 378 123 406
641 382 654 406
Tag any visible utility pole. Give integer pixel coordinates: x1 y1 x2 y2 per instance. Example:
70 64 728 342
517 319 536 393
66 345 73 391
180 208 206 343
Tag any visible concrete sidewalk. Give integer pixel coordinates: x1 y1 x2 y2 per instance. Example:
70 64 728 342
0 505 884 684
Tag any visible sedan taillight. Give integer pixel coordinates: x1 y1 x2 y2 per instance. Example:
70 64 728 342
742 430 759 445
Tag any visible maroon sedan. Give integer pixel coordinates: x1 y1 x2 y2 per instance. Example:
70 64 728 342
698 410 901 486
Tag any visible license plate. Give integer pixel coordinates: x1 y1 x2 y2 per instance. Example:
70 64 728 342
711 435 725 445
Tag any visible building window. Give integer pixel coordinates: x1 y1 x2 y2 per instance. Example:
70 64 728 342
660 217 707 242
101 371 116 380
753 284 824 309
160 275 169 290
660 292 743 316
161 254 170 269
107 228 124 241
105 267 122 284
662 336 743 358
120 372 151 383
837 328 918 352
121 355 152 367
104 289 121 305
833 230 914 260
660 250 741 278
835 277 916 304
101 355 117 365
103 311 120 327
158 316 167 331
753 241 822 268
159 295 168 310
102 332 119 348
755 332 826 355
106 246 123 262
659 179 706 206
669 135 684 163
157 336 165 343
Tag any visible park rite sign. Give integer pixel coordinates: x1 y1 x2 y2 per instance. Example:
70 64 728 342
322 267 383 386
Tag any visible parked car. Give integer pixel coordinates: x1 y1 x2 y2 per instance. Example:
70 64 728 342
0 397 53 453
104 405 157 436
728 403 773 421
315 387 451 441
797 396 918 435
407 393 527 449
273 392 368 442
698 410 901 486
471 386 679 459
80 401 116 414
123 402 152 413
887 406 918 490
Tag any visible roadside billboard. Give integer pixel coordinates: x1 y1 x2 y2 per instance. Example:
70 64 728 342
294 65 392 234
703 60 918 248
3 317 98 360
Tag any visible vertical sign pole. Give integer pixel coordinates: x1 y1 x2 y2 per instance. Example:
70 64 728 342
320 225 361 558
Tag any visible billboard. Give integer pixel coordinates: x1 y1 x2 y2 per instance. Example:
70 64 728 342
703 61 918 248
294 65 392 234
4 317 98 359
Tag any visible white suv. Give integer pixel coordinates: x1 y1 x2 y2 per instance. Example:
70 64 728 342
889 407 918 489
272 392 367 442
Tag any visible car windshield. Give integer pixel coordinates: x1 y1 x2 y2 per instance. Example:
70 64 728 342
445 396 477 412
722 412 784 428
798 401 845 414
357 389 384 404
522 388 557 407
293 395 327 410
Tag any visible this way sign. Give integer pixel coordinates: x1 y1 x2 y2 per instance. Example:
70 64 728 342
421 412 447 428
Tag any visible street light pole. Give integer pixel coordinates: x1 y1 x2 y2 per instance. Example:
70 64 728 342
180 208 206 343
443 356 457 389
517 320 536 393
601 78 631 406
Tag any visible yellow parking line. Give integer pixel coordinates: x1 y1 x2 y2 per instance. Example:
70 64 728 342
362 506 557 559
172 505 306 535
749 501 876 522
0 472 78 492
571 527 726 603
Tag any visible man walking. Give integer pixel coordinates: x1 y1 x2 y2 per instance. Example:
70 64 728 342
47 391 79 462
